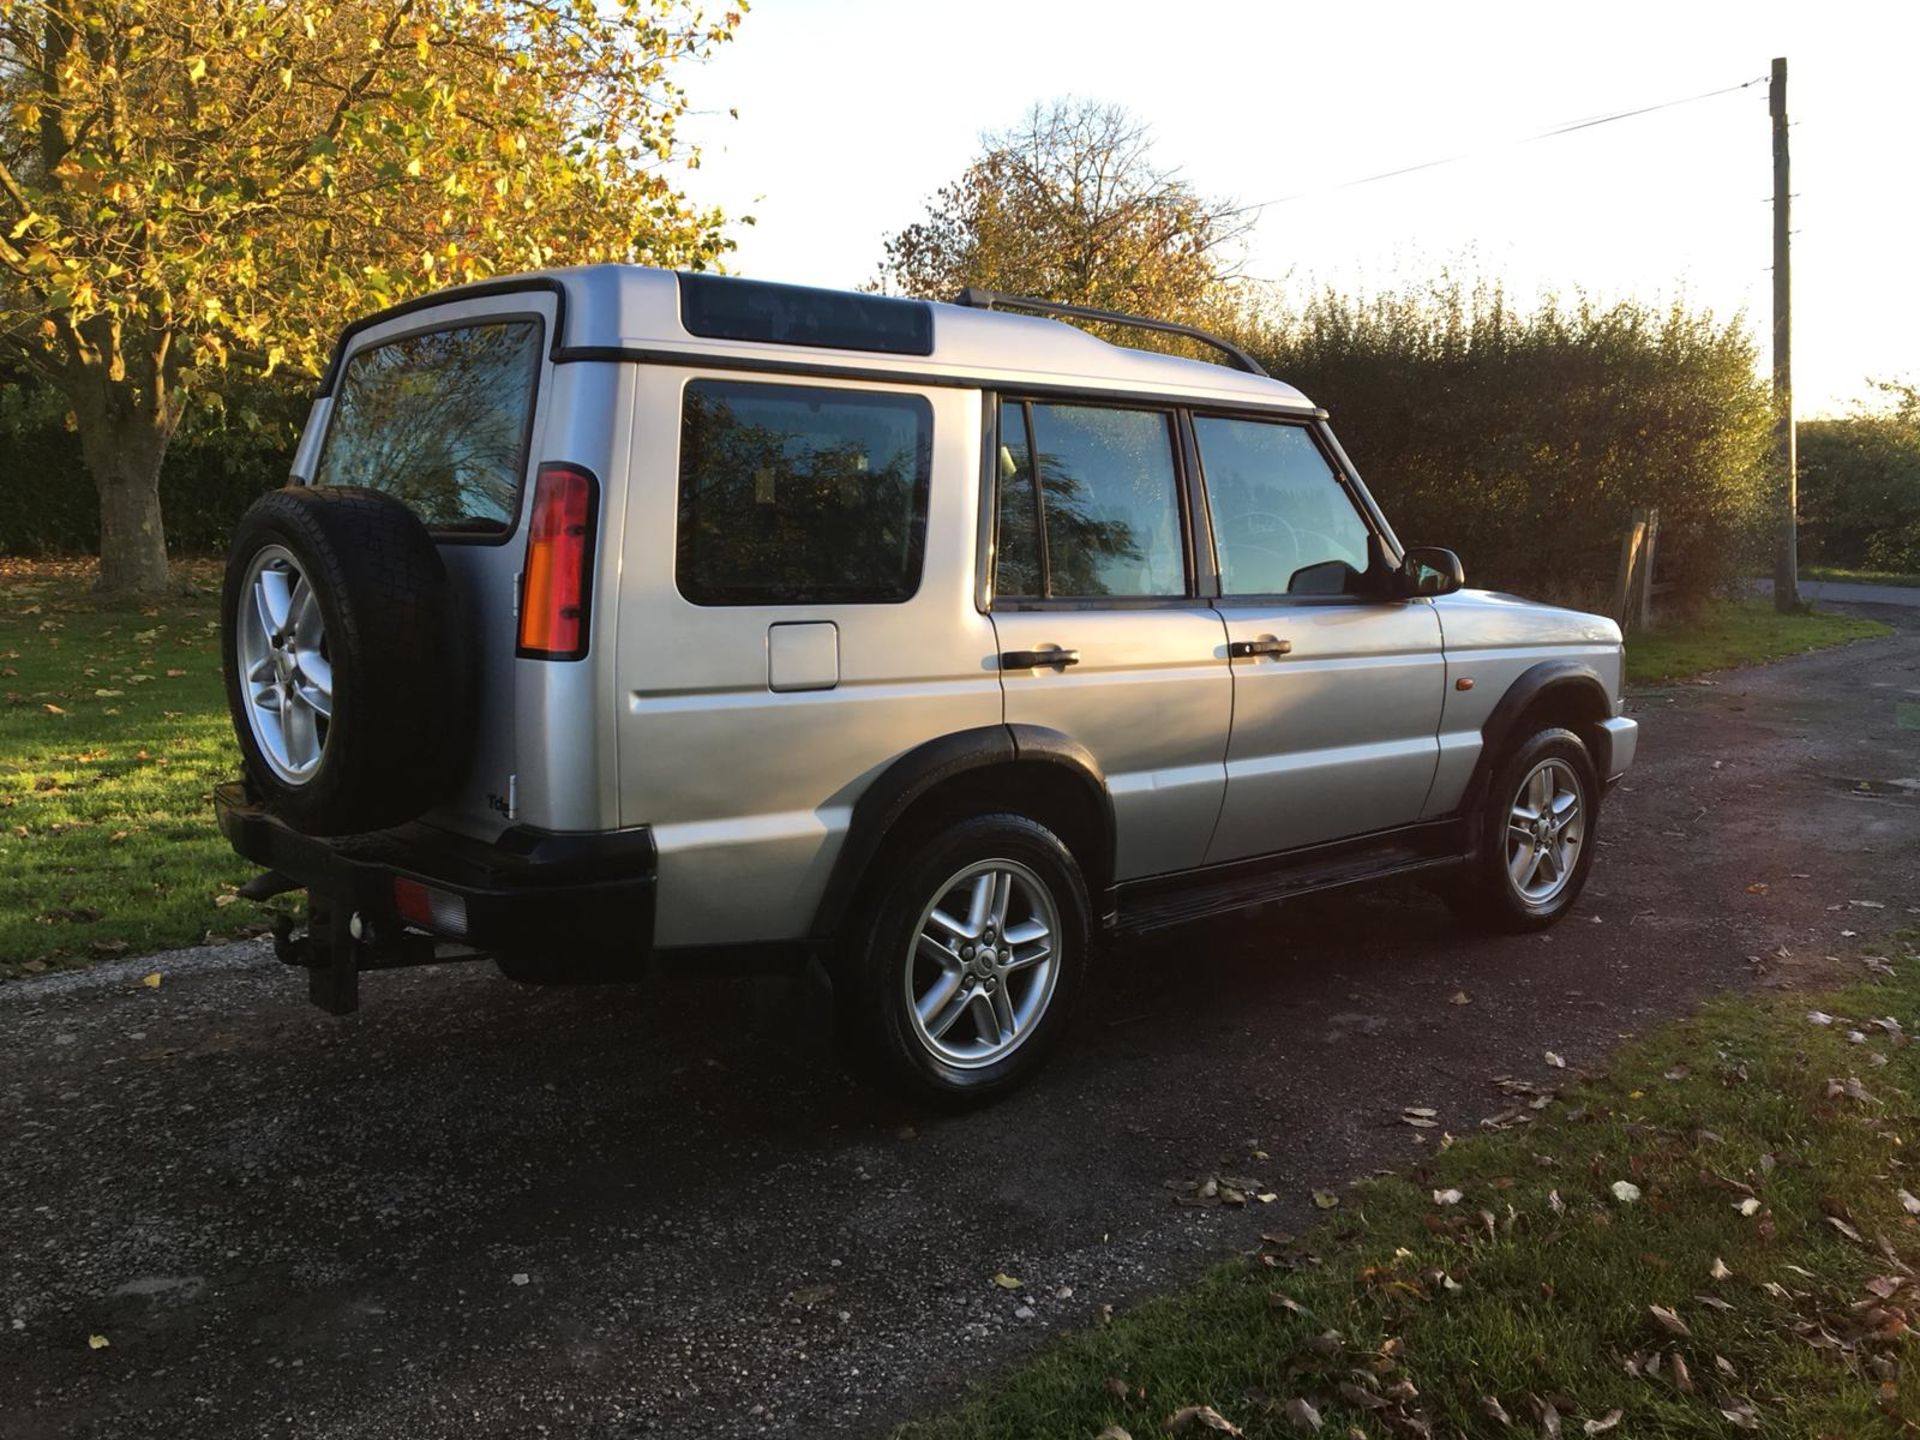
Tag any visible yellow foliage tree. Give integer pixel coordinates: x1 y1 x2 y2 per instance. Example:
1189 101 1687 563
0 0 744 593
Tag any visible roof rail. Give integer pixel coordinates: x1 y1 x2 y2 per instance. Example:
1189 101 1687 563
951 288 1268 377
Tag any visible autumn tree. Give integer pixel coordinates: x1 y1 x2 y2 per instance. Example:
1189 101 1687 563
875 99 1248 321
0 0 743 595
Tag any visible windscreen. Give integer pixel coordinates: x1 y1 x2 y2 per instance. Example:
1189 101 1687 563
312 319 542 535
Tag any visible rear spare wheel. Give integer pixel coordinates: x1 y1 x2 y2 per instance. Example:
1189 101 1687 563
222 486 462 835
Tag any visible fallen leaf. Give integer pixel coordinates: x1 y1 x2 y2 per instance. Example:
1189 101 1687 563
142 972 161 989
43 703 66 716
1720 1399 1761 1431
1448 991 1471 1005
1737 1198 1762 1217
1548 1189 1565 1215
1826 1214 1866 1244
1096 1428 1134 1440
1279 1397 1320 1433
1899 1190 1920 1216
1480 1395 1512 1426
1583 1411 1622 1435
1648 1304 1691 1337
1670 1351 1693 1393
1544 1051 1566 1068
1710 1257 1732 1281
1610 1181 1641 1204
88 1333 109 1349
1433 1188 1464 1206
1164 1404 1244 1435
1807 1010 1835 1026
991 1273 1023 1290
787 1282 835 1305
1311 1190 1339 1210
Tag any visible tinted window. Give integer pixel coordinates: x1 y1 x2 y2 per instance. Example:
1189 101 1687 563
993 401 1043 598
677 380 932 605
1018 402 1186 598
679 274 934 356
1195 417 1374 596
314 320 541 534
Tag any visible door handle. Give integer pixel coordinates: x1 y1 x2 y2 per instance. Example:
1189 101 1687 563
1229 638 1293 659
1000 647 1081 670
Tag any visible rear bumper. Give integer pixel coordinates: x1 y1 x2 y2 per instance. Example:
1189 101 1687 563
213 781 655 959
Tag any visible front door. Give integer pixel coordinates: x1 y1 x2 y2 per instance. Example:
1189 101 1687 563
1194 414 1445 863
987 397 1232 881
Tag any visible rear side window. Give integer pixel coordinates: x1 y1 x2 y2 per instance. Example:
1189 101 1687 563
677 379 932 605
994 400 1187 599
1194 416 1374 596
313 320 542 535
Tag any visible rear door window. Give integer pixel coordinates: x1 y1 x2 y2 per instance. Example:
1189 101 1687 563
994 400 1187 600
676 379 933 605
313 319 543 535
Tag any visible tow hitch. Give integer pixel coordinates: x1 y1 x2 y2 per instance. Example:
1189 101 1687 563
268 893 484 1016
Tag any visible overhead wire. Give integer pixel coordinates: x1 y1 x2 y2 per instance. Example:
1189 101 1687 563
1225 74 1769 216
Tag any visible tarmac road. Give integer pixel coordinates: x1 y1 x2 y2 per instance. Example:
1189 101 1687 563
3 606 1917 1438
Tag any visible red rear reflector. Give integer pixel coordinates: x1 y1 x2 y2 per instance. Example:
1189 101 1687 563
518 462 599 660
392 877 468 937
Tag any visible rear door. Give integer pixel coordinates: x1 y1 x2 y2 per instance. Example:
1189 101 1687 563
615 371 1002 947
987 397 1232 881
1195 414 1445 863
303 295 558 839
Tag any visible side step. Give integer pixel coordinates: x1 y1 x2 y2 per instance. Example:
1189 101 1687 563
1112 820 1472 937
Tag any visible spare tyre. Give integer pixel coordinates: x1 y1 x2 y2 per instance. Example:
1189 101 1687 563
221 486 461 835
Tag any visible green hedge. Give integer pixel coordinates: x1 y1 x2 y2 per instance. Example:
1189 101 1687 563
7 287 1780 607
0 366 303 556
1798 385 1920 573
1236 283 1774 608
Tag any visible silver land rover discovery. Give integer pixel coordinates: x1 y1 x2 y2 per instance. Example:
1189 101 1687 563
215 267 1638 1103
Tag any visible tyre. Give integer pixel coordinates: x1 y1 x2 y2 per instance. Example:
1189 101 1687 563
838 813 1091 1107
221 486 463 835
1448 726 1600 932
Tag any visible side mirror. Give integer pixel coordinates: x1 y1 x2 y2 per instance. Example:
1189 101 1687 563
1400 546 1465 598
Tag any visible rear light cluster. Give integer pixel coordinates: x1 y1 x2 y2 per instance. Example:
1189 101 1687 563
518 462 599 660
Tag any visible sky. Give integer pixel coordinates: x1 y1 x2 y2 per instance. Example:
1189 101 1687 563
676 0 1919 418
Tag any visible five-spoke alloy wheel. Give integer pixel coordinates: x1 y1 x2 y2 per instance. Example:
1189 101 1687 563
906 859 1061 1069
1505 757 1585 906
843 812 1090 1107
236 545 334 784
1446 725 1601 932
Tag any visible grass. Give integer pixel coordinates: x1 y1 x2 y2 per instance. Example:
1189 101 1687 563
1805 565 1920 591
901 936 1920 1439
0 558 254 976
1626 599 1892 686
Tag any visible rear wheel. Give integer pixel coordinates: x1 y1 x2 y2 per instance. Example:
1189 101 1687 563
839 813 1090 1107
1447 726 1599 932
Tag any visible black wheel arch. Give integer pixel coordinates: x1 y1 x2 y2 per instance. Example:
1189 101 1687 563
811 724 1114 941
1467 661 1616 811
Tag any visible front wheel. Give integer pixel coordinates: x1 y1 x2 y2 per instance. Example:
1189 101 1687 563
1448 726 1600 932
838 813 1091 1107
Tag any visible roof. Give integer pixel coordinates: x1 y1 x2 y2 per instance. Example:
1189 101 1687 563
448 265 1316 413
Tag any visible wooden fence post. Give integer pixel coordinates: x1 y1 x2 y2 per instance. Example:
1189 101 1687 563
1638 508 1660 631
1614 509 1649 632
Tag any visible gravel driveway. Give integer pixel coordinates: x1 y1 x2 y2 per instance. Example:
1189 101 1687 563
4 607 1918 1438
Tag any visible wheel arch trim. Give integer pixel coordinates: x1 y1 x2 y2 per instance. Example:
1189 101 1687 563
809 724 1114 940
1467 662 1615 807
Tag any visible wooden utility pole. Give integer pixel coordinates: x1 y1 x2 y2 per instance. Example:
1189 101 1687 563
1771 56 1800 612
